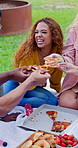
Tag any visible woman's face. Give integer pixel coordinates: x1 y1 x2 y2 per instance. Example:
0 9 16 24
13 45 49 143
35 22 52 49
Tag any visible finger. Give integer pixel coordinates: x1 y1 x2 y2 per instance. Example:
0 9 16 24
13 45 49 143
21 66 27 69
21 66 28 72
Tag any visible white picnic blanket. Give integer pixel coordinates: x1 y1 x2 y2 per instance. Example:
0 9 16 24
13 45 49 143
0 81 59 148
0 105 78 148
0 106 34 148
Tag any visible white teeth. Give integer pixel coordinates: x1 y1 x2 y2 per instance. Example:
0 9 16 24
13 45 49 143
37 39 43 43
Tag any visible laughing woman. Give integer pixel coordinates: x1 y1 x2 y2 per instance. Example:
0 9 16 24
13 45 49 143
3 17 63 107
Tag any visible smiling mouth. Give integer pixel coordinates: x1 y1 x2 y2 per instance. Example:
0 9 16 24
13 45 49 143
37 39 44 44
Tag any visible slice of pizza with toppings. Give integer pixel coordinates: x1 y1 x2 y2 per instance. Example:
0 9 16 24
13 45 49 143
26 65 49 74
44 56 62 68
51 121 71 132
46 111 58 121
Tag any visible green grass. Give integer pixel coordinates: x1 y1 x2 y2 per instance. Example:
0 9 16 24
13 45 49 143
0 0 78 73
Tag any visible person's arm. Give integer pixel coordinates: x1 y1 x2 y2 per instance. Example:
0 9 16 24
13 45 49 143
0 70 50 117
62 29 76 64
0 66 29 85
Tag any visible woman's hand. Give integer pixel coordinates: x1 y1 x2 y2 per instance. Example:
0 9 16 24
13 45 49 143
44 53 62 59
60 62 78 75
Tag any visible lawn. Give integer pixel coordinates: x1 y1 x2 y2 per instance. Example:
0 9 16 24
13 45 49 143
0 0 78 73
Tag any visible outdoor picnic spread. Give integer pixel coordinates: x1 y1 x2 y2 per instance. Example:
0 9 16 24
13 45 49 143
0 104 78 148
1 0 78 147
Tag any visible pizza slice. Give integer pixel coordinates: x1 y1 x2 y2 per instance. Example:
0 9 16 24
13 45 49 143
44 56 62 68
51 121 71 132
46 111 58 121
27 65 48 74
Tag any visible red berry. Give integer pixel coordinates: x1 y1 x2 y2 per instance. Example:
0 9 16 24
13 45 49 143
67 140 73 145
63 134 68 140
72 142 77 147
56 134 78 147
77 139 78 143
60 138 65 143
56 137 61 144
74 138 77 142
64 134 68 136
68 135 74 140
58 135 63 139
60 143 67 147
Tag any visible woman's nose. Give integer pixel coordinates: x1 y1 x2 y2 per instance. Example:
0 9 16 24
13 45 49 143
37 32 42 36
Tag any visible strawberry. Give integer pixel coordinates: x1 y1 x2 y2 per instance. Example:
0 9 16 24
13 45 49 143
72 142 77 147
60 138 65 143
67 140 73 145
74 138 78 142
56 134 78 147
58 135 63 139
63 134 68 140
60 143 67 147
56 137 61 144
68 135 74 140
77 139 78 143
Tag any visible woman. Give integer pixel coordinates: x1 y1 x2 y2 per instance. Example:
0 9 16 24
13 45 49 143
3 17 63 107
46 14 78 110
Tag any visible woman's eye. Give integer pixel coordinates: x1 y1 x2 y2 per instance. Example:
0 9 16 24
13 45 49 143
42 31 47 34
35 31 38 34
35 31 47 34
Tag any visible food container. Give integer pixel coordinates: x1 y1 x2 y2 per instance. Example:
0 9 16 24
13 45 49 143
55 134 78 148
18 104 78 135
56 144 78 148
17 130 57 148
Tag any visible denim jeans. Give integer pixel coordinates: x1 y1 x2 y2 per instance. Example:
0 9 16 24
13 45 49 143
0 85 4 96
3 80 58 108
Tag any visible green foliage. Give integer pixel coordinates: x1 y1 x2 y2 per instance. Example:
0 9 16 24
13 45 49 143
0 0 78 73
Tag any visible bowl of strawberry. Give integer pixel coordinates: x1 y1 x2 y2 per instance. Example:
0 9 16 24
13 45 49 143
56 134 78 148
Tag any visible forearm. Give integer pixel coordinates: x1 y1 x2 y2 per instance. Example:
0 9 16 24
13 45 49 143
69 65 78 75
0 76 33 117
0 66 29 85
0 70 50 117
0 71 13 85
74 66 78 74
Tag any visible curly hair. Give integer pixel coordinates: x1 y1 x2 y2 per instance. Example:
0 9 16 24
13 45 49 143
14 17 63 68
